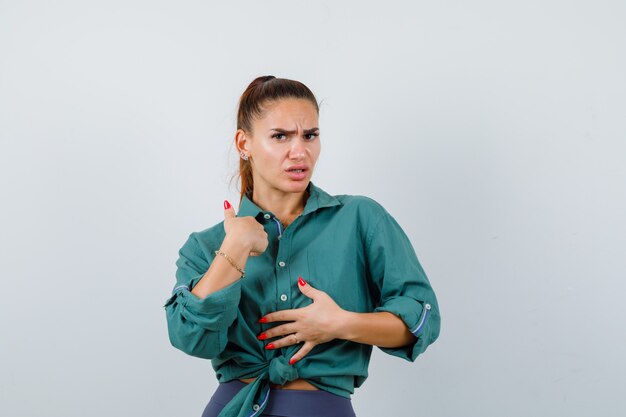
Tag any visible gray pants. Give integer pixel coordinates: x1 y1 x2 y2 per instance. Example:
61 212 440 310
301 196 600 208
202 379 357 417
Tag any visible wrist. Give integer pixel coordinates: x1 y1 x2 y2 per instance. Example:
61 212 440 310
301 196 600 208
221 234 253 253
335 310 358 342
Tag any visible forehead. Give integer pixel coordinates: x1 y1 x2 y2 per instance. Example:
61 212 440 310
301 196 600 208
256 98 318 127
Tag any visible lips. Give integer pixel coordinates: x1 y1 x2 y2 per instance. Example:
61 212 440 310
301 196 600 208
285 165 308 173
285 165 308 180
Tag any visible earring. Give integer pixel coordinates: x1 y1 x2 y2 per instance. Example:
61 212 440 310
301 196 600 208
240 151 249 161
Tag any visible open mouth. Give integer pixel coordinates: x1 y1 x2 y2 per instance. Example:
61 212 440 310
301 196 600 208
285 167 308 179
286 166 308 173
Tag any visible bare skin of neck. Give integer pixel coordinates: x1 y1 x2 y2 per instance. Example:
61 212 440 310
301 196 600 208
251 185 309 228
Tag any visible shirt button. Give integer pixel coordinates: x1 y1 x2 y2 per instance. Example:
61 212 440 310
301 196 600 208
263 213 271 220
252 404 260 411
280 294 288 301
278 261 286 267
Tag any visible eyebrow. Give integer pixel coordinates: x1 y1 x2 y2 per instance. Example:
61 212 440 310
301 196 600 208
269 127 319 134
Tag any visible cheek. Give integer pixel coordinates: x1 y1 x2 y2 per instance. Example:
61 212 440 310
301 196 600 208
253 147 281 167
309 144 321 160
261 145 286 163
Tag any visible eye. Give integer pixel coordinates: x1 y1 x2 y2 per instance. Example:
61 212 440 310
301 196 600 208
272 133 287 140
305 133 320 140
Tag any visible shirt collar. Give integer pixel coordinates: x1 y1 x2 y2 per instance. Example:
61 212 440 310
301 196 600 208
237 181 341 219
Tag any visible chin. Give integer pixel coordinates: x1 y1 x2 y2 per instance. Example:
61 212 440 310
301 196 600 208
284 179 310 192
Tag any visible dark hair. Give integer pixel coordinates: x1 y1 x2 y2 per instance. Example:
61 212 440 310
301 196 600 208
233 76 320 203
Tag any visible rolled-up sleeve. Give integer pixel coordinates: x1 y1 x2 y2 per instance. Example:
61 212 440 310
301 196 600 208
365 207 441 362
163 232 241 359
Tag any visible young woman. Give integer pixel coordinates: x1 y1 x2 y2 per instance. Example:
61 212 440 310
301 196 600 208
164 76 441 417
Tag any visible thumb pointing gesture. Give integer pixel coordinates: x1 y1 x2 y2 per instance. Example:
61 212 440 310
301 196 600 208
222 199 237 242
224 199 236 218
223 199 266 257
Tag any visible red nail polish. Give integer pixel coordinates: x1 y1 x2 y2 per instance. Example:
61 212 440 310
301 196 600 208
265 343 275 350
224 200 231 209
298 277 306 286
257 333 267 340
258 317 268 323
289 358 296 365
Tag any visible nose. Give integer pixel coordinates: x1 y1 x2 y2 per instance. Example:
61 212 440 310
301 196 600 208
289 137 307 160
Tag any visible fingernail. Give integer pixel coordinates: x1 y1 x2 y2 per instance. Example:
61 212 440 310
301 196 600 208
265 343 275 350
257 333 267 340
258 317 268 323
289 358 296 365
298 277 306 286
224 200 231 209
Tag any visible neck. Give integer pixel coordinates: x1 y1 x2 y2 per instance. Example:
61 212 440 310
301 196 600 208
251 183 310 224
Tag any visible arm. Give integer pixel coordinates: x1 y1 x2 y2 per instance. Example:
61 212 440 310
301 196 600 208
164 233 248 359
188 200 262 298
257 277 425 365
364 206 440 361
191 234 252 297
165 201 267 359
337 311 417 348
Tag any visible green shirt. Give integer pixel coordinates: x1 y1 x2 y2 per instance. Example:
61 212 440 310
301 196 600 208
164 181 440 417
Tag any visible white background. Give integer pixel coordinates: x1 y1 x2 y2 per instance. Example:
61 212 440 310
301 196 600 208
1 1 625 416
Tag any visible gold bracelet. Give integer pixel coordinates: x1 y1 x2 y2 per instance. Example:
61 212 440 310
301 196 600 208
214 250 245 278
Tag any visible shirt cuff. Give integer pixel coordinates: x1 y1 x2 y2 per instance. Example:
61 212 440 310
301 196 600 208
373 296 433 361
178 276 242 314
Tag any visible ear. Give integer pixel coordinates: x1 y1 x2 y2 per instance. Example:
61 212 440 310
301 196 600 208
235 129 250 153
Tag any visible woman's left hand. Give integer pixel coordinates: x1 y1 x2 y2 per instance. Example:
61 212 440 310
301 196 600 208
257 276 347 365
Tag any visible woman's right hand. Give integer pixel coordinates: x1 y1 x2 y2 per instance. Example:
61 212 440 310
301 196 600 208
223 200 268 256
